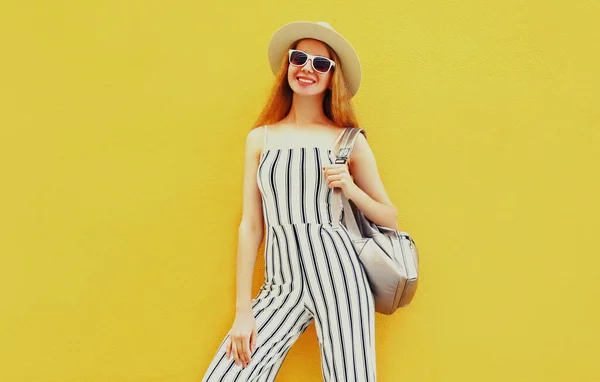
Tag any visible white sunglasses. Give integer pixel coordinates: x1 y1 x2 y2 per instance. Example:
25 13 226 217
288 49 336 74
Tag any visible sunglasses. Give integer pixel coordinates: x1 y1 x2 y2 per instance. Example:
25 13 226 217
288 49 336 74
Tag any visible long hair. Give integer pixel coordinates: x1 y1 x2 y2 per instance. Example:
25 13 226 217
252 39 363 135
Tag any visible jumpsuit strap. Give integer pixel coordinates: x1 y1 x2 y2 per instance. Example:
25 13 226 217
263 125 268 147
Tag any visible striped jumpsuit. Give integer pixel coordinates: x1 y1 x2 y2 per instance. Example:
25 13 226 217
202 126 377 382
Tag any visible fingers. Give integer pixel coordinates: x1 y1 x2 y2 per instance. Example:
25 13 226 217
241 337 253 367
228 334 252 368
250 327 257 353
235 338 247 367
322 164 348 174
326 174 347 188
322 164 350 188
225 317 258 369
225 337 231 360
326 174 345 182
230 341 240 367
243 337 252 365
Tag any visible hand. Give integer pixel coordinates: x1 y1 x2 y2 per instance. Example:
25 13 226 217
322 162 357 196
225 308 257 369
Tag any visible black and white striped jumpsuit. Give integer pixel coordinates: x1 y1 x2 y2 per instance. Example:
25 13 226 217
202 126 377 382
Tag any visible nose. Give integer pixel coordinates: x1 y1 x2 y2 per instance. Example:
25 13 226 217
301 59 314 73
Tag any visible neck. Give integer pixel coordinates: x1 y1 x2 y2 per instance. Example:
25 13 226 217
284 93 329 127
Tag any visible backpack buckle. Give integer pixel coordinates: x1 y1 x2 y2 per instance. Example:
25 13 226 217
335 147 351 164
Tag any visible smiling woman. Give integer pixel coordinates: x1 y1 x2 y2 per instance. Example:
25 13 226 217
201 21 396 382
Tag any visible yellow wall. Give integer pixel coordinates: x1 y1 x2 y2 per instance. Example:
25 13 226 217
1 0 598 381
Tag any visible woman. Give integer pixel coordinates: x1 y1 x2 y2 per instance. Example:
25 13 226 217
202 21 398 382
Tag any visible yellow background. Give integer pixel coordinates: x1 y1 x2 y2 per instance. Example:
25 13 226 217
1 0 599 381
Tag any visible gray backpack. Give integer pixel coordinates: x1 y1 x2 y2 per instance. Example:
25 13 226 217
331 127 420 315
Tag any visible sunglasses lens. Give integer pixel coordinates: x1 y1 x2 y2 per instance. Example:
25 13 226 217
313 57 332 73
290 50 308 66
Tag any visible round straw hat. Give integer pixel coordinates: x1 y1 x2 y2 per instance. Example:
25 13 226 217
267 21 362 98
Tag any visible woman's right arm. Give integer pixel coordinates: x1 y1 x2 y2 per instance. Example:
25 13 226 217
235 126 265 311
225 126 265 369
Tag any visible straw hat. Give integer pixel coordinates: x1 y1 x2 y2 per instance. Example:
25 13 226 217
267 21 362 98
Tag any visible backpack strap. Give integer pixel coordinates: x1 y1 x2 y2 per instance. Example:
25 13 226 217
331 128 347 156
334 127 363 164
331 127 364 227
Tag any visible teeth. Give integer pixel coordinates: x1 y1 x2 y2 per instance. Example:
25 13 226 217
298 77 315 84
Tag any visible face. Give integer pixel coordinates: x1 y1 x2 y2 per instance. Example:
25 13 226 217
287 39 334 97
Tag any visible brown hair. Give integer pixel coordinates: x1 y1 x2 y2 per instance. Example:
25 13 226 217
252 39 363 134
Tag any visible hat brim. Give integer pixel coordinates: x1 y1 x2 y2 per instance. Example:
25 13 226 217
267 21 362 98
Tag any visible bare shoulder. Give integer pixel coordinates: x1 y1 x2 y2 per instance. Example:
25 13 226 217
247 125 264 142
246 126 265 158
349 129 373 168
353 129 369 151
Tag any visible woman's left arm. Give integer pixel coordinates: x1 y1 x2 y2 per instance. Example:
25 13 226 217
323 132 399 230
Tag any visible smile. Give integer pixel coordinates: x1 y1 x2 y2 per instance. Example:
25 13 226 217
297 77 316 84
